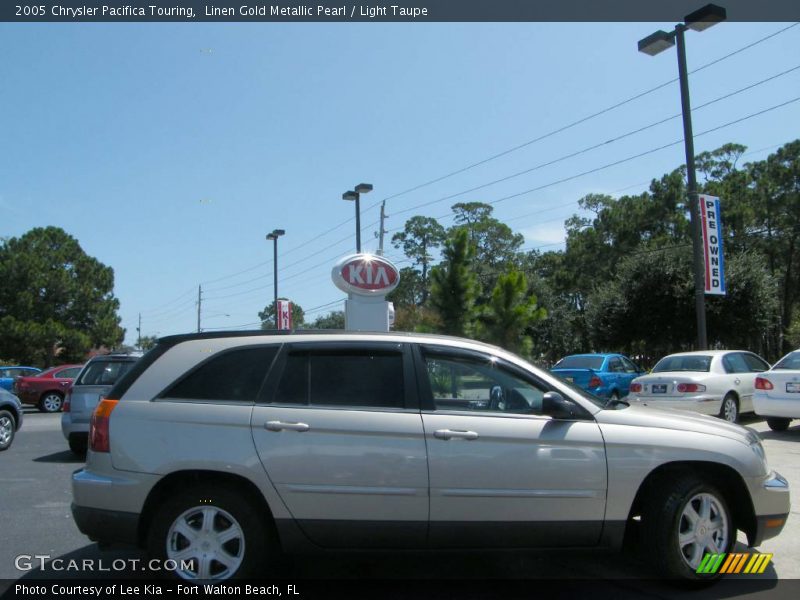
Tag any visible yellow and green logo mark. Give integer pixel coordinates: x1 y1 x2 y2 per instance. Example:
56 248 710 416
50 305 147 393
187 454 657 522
697 553 773 574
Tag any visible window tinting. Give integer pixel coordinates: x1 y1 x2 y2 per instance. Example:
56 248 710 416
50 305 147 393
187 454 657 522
307 351 404 409
652 355 712 373
275 353 308 405
722 353 749 374
554 355 604 370
741 353 769 372
163 346 277 402
621 357 640 373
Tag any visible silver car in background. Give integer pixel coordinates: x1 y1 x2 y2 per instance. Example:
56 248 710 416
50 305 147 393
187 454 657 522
62 352 141 454
71 332 789 582
627 350 770 423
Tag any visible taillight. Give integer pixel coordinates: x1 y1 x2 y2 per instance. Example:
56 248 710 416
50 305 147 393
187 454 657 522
755 377 774 390
588 376 602 388
676 383 707 393
89 399 118 453
629 383 642 393
63 386 73 412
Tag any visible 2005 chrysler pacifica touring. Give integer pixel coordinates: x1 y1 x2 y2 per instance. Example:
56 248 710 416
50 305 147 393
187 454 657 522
72 331 790 581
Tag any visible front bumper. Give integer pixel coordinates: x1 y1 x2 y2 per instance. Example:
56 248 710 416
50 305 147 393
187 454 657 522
748 471 790 546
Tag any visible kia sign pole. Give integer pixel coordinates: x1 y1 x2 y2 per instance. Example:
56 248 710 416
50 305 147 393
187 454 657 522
332 254 399 332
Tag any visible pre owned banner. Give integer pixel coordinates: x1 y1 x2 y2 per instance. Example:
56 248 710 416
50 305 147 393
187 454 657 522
699 194 726 296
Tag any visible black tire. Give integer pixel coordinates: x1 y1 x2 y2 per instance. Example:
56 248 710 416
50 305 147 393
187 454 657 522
147 485 272 580
0 410 15 451
767 417 791 432
68 434 88 455
38 391 63 413
610 390 620 402
642 472 734 581
718 394 739 423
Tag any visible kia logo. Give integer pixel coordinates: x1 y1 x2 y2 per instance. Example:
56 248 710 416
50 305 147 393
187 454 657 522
332 254 400 296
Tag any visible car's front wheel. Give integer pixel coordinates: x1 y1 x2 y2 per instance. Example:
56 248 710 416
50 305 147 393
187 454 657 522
643 473 734 580
0 410 15 451
767 418 791 432
147 486 271 580
38 392 63 413
719 394 739 423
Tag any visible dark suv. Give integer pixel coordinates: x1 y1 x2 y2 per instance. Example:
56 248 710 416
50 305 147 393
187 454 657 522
61 352 141 454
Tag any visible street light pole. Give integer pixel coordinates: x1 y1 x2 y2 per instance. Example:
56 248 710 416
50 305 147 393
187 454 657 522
266 229 285 328
638 4 726 350
675 24 708 350
342 183 373 253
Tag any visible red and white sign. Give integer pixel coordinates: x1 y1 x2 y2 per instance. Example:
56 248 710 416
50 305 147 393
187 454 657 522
332 254 400 296
699 194 726 296
277 299 292 330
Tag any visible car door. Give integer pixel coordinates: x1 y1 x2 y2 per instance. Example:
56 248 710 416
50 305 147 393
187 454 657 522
250 341 428 549
416 344 607 549
606 356 625 394
721 352 756 411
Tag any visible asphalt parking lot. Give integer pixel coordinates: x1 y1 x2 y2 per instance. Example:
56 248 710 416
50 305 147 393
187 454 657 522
1 408 799 598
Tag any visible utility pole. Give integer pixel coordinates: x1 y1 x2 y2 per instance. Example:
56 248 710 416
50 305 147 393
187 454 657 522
136 313 142 350
196 285 202 333
377 201 388 256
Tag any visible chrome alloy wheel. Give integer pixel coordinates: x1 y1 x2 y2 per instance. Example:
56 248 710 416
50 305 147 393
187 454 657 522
166 505 245 579
722 396 738 422
0 414 13 446
678 492 730 570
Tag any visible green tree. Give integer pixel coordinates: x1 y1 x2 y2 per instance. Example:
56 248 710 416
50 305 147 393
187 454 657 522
429 229 479 337
138 335 159 351
0 227 124 366
386 267 424 308
310 311 345 329
259 298 305 329
476 270 546 355
391 216 445 305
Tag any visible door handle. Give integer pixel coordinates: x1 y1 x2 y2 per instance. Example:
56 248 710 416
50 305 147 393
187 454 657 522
265 421 310 432
434 429 479 441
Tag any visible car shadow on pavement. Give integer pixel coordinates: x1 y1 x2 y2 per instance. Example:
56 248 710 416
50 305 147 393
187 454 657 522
758 425 800 441
32 450 84 464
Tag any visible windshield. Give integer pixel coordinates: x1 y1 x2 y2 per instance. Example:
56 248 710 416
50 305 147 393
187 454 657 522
652 355 712 373
76 360 136 386
553 356 604 370
774 352 800 370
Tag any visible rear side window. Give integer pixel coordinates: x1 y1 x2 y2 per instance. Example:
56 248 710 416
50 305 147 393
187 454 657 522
273 350 405 409
76 361 135 386
162 346 278 402
652 355 712 373
57 367 82 379
722 353 750 374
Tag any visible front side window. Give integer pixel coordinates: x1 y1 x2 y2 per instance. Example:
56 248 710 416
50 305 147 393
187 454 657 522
741 353 769 373
273 349 405 409
162 346 278 402
423 352 545 414
621 357 640 373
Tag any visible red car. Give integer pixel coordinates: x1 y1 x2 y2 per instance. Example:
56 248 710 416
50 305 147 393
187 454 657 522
15 364 84 413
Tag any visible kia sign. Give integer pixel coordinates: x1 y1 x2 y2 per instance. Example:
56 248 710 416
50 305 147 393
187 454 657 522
699 195 726 296
332 254 400 296
277 299 292 330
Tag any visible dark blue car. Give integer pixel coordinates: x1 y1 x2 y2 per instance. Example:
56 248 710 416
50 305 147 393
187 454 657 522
551 353 645 400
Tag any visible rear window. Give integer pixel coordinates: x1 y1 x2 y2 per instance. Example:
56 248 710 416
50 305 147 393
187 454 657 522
774 352 800 370
76 360 136 386
652 355 712 373
554 356 604 370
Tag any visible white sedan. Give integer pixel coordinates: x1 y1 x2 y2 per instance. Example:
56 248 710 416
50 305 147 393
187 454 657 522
753 349 800 431
627 350 770 423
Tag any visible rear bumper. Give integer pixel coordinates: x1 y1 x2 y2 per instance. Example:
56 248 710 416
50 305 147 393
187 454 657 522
628 395 720 415
61 413 89 439
72 503 140 546
753 395 800 419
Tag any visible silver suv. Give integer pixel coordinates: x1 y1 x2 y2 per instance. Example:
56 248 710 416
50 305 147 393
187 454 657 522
71 332 789 581
62 352 141 454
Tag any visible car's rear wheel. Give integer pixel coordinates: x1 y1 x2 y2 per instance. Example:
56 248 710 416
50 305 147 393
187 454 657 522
0 410 15 451
719 394 739 423
148 486 271 580
642 472 734 580
767 418 791 432
68 433 88 455
38 392 63 413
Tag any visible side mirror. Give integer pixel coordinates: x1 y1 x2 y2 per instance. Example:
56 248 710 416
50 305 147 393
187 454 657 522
543 391 575 420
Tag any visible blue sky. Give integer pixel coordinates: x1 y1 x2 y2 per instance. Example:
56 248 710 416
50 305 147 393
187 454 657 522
1 21 798 345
